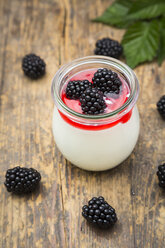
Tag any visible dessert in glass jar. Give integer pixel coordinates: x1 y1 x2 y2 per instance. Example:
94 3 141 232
51 56 140 171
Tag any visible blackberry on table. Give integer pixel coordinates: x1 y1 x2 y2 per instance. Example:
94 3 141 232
22 54 46 79
4 166 41 194
80 88 106 115
82 196 117 229
92 68 122 95
66 80 92 100
157 163 165 188
157 95 165 119
94 38 122 59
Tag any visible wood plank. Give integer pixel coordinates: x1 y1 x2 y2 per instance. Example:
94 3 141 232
0 0 165 247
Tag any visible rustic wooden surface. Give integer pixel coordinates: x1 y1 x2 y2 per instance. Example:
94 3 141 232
0 0 165 247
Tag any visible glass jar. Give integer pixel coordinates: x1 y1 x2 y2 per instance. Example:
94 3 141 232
51 56 140 171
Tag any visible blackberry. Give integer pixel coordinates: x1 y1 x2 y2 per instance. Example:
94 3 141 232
66 80 92 99
82 196 117 229
157 95 165 119
157 163 165 188
22 54 46 79
94 38 122 59
92 68 122 95
4 166 41 194
80 88 106 115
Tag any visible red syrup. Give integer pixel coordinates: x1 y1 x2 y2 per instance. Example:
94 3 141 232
59 69 132 131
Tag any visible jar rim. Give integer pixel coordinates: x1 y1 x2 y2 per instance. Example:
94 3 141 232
51 56 139 122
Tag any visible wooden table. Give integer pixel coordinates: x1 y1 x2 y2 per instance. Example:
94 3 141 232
0 0 165 247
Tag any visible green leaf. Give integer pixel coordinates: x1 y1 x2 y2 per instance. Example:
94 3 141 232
128 0 165 20
92 0 165 29
92 0 134 29
158 17 165 65
122 20 160 68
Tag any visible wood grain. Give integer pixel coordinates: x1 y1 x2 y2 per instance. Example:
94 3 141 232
0 0 165 247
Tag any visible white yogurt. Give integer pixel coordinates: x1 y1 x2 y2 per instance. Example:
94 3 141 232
51 56 140 171
52 106 140 171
